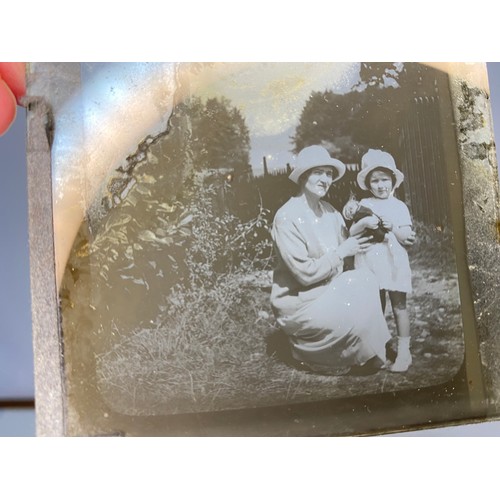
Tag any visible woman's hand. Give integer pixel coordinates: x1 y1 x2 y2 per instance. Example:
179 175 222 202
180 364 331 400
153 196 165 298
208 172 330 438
0 63 26 136
337 234 372 259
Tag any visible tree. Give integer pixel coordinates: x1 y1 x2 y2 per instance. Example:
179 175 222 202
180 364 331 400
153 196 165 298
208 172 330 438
189 96 251 173
292 63 443 167
292 90 365 163
354 62 403 90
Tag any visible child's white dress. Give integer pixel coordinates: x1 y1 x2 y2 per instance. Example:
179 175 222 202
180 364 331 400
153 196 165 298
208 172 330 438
354 195 412 293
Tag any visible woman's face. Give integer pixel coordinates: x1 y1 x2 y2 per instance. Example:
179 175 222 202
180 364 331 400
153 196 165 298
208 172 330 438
302 166 335 198
368 169 393 199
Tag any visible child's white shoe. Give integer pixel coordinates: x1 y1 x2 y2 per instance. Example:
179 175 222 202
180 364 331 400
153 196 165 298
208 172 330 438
389 336 412 373
389 352 412 372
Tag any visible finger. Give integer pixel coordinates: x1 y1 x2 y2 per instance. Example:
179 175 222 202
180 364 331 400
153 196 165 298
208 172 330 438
0 63 26 104
0 78 17 136
356 235 373 243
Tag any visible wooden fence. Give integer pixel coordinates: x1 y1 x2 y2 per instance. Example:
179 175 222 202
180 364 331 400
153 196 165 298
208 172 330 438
399 96 450 227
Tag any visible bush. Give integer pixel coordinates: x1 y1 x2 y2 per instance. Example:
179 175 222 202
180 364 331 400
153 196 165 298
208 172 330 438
407 220 457 274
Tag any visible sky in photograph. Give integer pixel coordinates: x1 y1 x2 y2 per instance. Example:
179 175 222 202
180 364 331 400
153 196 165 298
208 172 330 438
193 62 361 175
71 63 362 178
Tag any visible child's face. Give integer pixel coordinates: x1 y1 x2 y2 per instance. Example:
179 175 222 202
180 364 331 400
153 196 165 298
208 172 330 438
368 169 393 199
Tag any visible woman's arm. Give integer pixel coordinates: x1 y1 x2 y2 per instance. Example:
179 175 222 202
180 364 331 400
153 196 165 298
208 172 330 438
273 214 372 287
272 216 342 286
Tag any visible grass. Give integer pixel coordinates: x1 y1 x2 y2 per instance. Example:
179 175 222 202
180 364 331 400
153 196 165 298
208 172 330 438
94 259 465 417
61 206 465 418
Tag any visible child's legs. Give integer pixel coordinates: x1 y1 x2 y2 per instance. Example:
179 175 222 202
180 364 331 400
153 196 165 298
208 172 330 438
388 291 410 338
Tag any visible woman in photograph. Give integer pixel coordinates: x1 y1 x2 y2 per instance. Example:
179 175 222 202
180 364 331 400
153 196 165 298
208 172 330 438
271 145 391 375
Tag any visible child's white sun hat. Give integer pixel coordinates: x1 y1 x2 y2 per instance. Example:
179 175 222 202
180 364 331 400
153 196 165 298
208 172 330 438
289 145 346 184
357 148 404 190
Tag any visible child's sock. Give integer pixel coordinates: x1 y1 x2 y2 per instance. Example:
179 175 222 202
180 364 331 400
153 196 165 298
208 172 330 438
389 336 412 372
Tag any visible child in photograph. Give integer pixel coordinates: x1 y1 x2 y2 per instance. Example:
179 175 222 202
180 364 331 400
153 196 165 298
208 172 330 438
347 149 415 372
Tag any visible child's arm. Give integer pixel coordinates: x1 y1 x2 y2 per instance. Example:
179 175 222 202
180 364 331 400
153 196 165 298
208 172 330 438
349 215 379 236
393 224 415 245
381 200 415 245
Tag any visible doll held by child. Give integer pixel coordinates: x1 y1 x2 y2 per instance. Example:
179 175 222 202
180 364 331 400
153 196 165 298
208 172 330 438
342 198 388 243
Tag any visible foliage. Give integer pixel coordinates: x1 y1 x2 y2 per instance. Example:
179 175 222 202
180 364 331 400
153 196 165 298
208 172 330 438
61 93 260 332
407 220 457 275
188 96 251 173
70 169 274 331
353 62 403 90
181 176 273 282
90 170 278 414
292 62 446 165
95 278 279 414
292 90 365 162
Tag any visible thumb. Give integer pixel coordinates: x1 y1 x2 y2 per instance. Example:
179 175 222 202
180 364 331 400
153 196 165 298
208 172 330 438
0 77 17 136
0 63 26 104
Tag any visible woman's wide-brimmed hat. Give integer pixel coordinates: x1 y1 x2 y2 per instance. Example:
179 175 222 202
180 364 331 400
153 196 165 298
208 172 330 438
288 145 346 184
357 149 404 190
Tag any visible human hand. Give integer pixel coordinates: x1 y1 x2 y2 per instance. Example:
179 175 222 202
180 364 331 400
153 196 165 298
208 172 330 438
362 215 380 230
337 234 373 258
402 230 416 246
380 216 393 231
0 63 26 136
394 226 416 246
